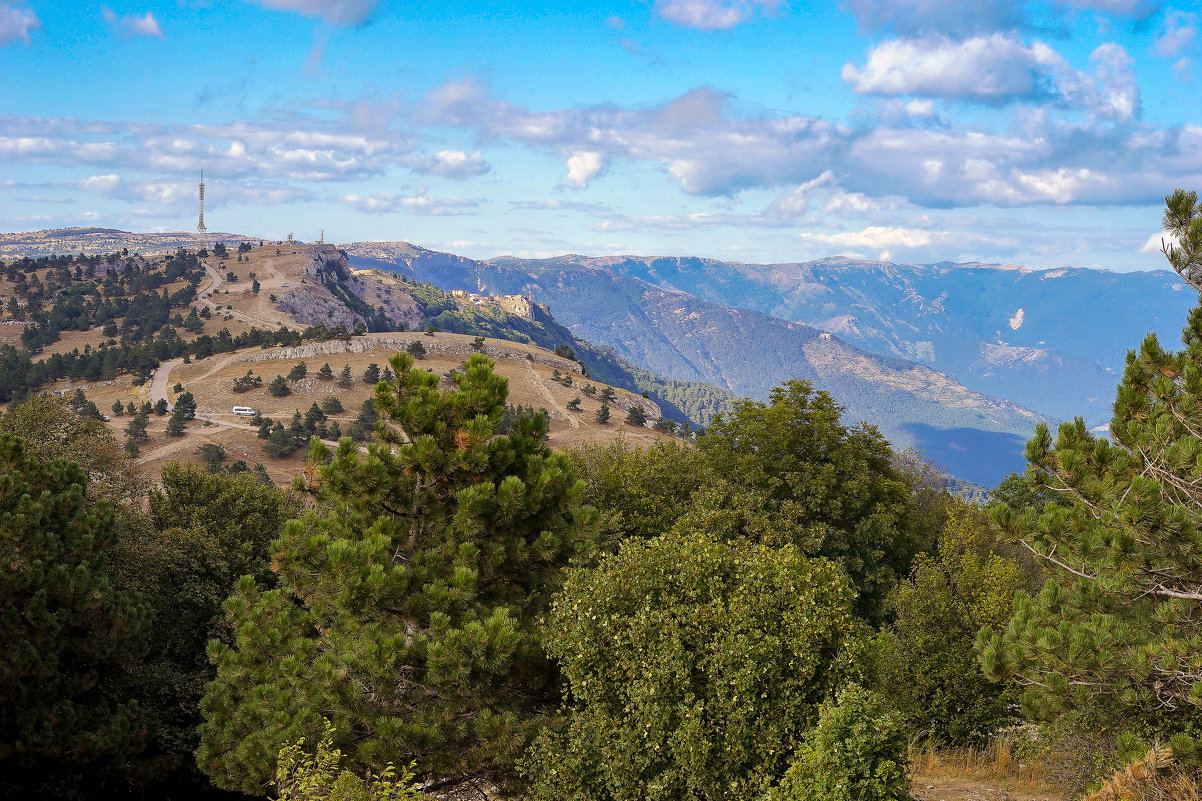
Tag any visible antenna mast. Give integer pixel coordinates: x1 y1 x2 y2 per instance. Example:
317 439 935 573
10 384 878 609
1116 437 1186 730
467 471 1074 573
196 170 208 246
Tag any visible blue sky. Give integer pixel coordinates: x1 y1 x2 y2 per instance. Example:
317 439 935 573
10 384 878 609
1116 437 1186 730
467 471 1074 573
0 0 1199 270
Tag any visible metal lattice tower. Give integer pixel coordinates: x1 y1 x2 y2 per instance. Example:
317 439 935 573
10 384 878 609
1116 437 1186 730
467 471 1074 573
196 170 208 245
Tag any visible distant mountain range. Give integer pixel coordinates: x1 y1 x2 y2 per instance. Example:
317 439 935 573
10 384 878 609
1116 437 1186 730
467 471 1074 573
477 254 1197 426
344 243 1063 486
7 228 1194 488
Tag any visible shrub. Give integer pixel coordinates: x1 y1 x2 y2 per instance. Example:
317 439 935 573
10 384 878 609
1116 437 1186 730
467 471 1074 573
522 531 869 801
767 684 912 801
269 375 291 397
275 721 423 801
321 397 343 415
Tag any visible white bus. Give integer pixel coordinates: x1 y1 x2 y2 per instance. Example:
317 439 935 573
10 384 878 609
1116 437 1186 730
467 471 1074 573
232 406 256 416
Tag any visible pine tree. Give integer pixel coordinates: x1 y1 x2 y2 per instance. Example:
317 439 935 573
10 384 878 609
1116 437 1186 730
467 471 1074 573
317 362 334 381
980 190 1202 734
198 353 596 795
287 362 308 382
623 405 646 426
269 375 291 397
125 411 149 442
0 435 151 798
594 403 610 425
362 363 380 384
337 364 353 388
165 408 187 437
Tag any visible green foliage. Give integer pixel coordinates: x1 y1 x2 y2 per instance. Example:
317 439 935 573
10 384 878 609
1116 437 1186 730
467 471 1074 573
165 407 187 437
232 370 263 392
989 471 1070 512
198 352 596 795
269 374 291 397
406 340 426 358
523 529 869 801
692 379 915 624
174 391 196 420
125 410 150 442
0 393 143 503
623 405 646 426
0 434 151 798
566 396 581 410
321 396 344 414
112 464 298 795
275 721 424 801
594 403 610 424
980 191 1202 739
317 363 334 381
566 440 706 545
471 336 486 351
362 363 380 384
337 364 354 387
555 344 576 361
875 505 1027 745
288 362 308 382
196 443 226 471
766 684 912 801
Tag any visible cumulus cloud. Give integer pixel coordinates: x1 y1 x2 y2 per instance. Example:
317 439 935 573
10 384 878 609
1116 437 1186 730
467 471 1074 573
0 2 38 45
103 8 164 38
844 35 1060 104
844 36 1140 120
409 149 490 178
653 0 782 30
247 0 381 25
565 152 607 188
336 189 478 215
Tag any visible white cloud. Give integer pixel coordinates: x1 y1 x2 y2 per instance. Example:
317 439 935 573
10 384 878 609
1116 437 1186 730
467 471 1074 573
409 149 490 178
1156 10 1196 57
765 171 833 217
247 0 381 25
78 172 310 207
844 36 1140 121
802 225 936 260
565 152 607 188
103 8 164 38
653 0 781 30
79 174 122 193
336 189 478 215
843 35 1060 104
0 114 417 182
0 3 38 45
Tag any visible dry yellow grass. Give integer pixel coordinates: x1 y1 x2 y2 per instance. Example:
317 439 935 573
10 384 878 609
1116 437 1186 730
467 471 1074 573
1084 747 1201 801
911 735 1066 801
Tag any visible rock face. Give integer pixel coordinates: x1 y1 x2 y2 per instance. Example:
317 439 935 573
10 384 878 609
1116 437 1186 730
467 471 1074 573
277 284 362 330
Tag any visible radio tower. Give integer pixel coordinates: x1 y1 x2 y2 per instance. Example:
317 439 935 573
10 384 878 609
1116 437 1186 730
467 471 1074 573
196 170 208 246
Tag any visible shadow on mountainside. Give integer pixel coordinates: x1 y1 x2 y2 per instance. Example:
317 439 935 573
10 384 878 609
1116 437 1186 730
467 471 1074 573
898 423 1031 488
